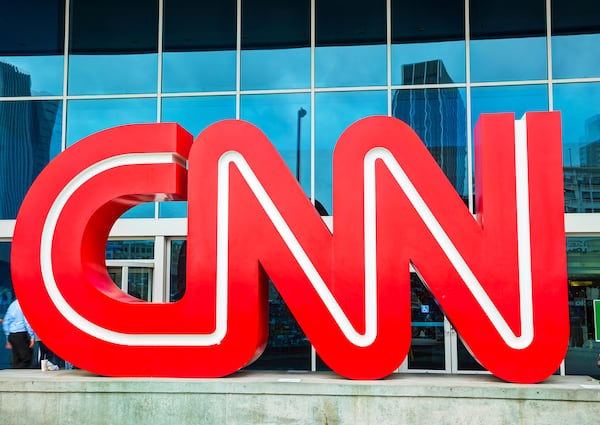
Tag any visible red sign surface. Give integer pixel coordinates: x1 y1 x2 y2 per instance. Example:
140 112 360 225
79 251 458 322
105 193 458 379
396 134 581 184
11 113 568 383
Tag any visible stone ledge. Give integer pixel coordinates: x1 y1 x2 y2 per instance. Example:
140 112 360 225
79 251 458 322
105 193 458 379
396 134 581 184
0 370 599 425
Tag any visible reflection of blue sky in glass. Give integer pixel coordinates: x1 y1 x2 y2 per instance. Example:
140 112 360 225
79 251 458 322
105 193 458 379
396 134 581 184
66 98 157 218
67 98 156 145
242 48 310 90
316 45 386 87
471 85 548 203
553 34 600 79
0 56 63 96
162 96 235 138
160 95 236 218
392 41 466 84
471 85 548 132
69 54 158 95
316 91 387 213
470 37 547 82
555 82 600 167
241 93 311 192
162 51 236 93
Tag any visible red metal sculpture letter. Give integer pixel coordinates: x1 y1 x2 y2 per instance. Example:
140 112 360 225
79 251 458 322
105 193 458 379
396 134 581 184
11 112 568 383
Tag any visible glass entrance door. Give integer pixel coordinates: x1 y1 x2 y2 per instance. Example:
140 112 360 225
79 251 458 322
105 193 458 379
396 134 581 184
407 273 447 371
399 273 485 374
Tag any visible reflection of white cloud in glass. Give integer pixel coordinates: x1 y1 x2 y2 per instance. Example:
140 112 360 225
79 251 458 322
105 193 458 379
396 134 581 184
69 54 157 95
241 48 310 90
552 34 600 79
0 56 63 95
392 41 466 84
163 51 236 92
316 45 386 87
470 37 547 82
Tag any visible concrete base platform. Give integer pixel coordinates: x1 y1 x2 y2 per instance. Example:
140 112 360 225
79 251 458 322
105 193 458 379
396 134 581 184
1 370 599 425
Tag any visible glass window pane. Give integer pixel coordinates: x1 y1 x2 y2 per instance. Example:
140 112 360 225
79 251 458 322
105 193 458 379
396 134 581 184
244 281 311 371
391 0 465 84
69 54 158 95
392 43 465 86
552 0 600 79
107 266 153 301
162 51 236 93
0 100 63 219
316 45 387 88
0 243 13 315
566 236 600 380
552 34 600 80
470 0 547 82
409 274 445 370
471 85 549 130
163 0 236 92
241 0 309 90
127 267 152 301
107 266 123 287
169 240 186 302
471 84 548 211
555 82 600 213
0 0 65 96
106 240 154 260
316 0 386 46
0 58 64 97
160 95 236 218
316 0 386 87
66 98 156 218
456 338 485 371
240 93 311 193
161 96 236 144
315 91 387 214
392 86 468 200
67 98 156 145
69 0 158 95
242 49 310 91
470 37 547 82
471 0 546 39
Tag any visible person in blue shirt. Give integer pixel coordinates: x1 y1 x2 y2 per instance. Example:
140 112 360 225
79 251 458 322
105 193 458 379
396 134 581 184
2 299 35 368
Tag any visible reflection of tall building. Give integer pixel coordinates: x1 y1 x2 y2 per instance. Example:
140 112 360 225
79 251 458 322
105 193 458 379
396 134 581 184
0 62 59 219
579 115 600 167
392 59 467 197
564 114 600 213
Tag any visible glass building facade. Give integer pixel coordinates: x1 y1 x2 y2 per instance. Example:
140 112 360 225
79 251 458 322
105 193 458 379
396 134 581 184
0 0 599 378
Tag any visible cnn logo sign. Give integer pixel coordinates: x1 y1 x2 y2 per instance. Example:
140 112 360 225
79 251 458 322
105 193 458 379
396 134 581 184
11 113 568 383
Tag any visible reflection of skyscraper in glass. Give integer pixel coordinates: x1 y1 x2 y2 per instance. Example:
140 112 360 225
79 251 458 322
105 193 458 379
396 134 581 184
392 60 467 197
565 114 600 213
0 61 59 219
579 115 600 167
